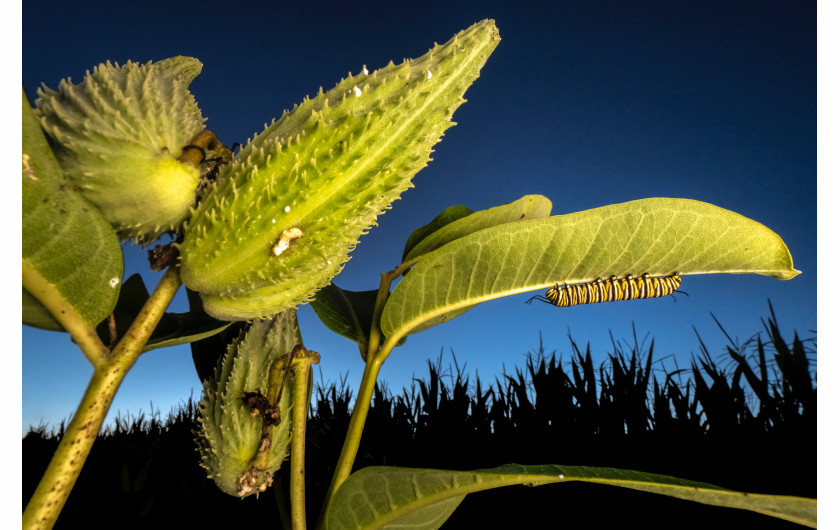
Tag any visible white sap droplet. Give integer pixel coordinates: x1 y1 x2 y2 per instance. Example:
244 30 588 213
353 86 362 97
427 70 433 79
362 65 369 75
109 277 120 288
272 219 276 223
284 206 291 213
558 474 565 480
327 260 332 265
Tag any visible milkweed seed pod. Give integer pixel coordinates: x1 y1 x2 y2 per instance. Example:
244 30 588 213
34 57 206 243
179 20 500 320
196 310 300 497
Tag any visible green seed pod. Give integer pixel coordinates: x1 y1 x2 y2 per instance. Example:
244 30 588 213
34 57 206 243
195 311 299 497
179 20 500 320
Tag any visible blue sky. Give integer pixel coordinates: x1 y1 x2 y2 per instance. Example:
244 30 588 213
22 1 816 434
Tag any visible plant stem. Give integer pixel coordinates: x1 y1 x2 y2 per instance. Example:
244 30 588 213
289 346 320 530
364 271 394 359
23 266 182 530
316 259 411 530
326 355 382 493
317 334 401 529
365 260 416 360
22 261 110 368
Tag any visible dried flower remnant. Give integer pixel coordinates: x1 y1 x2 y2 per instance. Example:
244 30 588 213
272 227 304 256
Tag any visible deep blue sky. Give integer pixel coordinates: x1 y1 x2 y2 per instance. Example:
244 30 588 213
22 1 816 434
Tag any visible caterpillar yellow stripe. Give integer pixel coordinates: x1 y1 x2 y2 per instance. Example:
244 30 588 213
527 273 682 307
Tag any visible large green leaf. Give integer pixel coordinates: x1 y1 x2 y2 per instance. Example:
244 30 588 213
310 283 379 346
22 89 123 331
324 464 816 530
381 198 799 339
392 194 553 336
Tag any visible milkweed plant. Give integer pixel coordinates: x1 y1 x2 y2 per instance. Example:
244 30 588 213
22 20 813 530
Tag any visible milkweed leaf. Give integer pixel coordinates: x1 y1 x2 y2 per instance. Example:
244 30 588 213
324 464 815 530
381 198 799 339
22 89 123 331
402 194 552 264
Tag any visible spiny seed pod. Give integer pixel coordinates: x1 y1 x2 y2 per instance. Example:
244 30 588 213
179 20 500 320
195 311 300 497
34 57 206 243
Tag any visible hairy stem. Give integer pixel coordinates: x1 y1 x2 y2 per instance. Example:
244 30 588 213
22 261 110 368
23 266 182 530
289 346 320 530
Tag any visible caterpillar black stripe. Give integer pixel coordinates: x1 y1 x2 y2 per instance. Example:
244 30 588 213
527 273 682 307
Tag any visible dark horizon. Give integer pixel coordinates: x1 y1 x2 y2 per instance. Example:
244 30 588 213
24 316 815 528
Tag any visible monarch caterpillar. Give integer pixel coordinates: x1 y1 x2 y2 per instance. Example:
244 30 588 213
527 273 682 307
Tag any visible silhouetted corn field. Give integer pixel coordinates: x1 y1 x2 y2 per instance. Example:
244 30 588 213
23 305 815 529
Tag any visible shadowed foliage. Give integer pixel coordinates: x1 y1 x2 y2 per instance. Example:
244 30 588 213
23 305 814 529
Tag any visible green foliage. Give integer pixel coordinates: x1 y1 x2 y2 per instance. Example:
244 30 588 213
383 194 556 336
95 274 231 352
22 90 123 331
325 464 814 529
403 195 553 263
22 290 63 331
179 20 501 320
310 284 383 358
381 198 799 338
401 205 474 262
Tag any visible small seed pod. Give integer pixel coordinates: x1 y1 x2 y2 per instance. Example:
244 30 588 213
179 20 500 320
195 311 300 497
34 57 206 243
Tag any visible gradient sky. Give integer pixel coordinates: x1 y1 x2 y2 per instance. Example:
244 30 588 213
22 0 816 434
